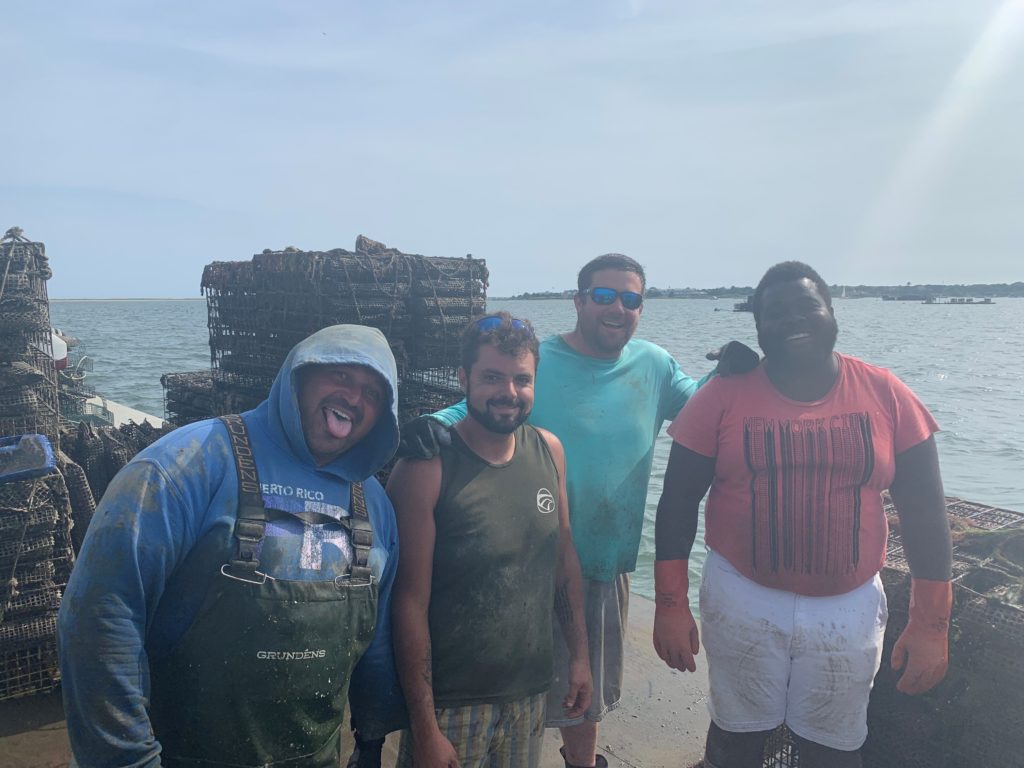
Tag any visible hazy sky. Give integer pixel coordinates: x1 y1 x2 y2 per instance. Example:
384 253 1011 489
4 1 1022 298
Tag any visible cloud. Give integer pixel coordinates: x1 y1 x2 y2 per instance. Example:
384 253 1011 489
3 0 1020 296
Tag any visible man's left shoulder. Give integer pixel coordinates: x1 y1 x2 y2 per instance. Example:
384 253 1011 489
527 424 562 452
623 337 674 365
838 353 901 384
626 337 668 354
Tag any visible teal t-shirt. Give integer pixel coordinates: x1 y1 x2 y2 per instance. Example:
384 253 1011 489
437 335 707 582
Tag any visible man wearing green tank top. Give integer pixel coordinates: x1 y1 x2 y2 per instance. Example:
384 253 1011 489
391 312 592 768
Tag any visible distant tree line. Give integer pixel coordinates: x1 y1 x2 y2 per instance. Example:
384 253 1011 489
496 282 1024 301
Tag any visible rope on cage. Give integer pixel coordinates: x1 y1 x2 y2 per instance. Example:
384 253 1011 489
371 252 397 336
422 257 451 369
0 242 14 303
340 257 364 326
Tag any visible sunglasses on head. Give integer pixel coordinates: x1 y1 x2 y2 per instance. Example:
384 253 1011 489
583 287 644 310
475 315 534 334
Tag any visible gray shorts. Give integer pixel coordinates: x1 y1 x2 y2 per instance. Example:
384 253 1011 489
545 573 629 727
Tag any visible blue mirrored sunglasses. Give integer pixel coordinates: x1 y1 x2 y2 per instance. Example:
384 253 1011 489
584 287 644 310
475 315 534 334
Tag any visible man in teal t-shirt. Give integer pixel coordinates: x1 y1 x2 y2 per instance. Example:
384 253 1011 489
406 253 754 768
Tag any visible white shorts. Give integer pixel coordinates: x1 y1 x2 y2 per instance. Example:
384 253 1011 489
699 550 887 752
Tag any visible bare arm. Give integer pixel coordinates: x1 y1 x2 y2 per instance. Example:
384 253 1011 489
388 458 459 767
537 428 592 719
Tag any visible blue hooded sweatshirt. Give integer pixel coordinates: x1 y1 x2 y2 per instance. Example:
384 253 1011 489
58 325 404 768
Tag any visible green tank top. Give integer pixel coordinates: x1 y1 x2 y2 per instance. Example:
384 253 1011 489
429 423 560 706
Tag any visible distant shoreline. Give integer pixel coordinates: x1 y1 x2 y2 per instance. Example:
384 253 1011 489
48 290 1024 302
495 283 1024 301
50 297 207 302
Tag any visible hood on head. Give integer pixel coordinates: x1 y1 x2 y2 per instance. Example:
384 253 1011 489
267 324 399 481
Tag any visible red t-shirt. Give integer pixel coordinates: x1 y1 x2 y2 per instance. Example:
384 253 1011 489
668 354 938 596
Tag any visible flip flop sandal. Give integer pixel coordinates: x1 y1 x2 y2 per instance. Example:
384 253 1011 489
559 746 609 768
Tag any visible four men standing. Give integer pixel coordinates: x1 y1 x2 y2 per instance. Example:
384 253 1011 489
56 256 953 768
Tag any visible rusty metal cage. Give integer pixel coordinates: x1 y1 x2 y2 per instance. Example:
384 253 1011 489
762 497 1024 768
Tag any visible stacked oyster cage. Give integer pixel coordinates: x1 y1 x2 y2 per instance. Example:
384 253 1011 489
0 229 69 699
762 496 1024 768
0 228 60 452
0 464 74 700
59 419 170 513
862 496 1024 768
163 235 486 430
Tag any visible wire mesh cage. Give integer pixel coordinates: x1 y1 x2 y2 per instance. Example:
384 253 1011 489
162 370 267 426
0 467 74 700
193 236 487 434
861 497 1024 767
57 420 171 505
761 496 1024 768
1 230 60 451
0 639 60 700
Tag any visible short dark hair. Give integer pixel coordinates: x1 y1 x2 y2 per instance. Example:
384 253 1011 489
577 253 646 293
460 312 540 374
751 261 832 321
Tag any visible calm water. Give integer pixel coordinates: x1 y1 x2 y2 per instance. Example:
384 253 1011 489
50 297 1024 599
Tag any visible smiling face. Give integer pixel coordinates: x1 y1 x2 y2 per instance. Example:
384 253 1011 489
460 342 536 435
756 278 838 366
296 363 387 465
572 268 644 358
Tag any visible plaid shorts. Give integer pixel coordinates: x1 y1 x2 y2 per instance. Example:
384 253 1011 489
397 692 547 768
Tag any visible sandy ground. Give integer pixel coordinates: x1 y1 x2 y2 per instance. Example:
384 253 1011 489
0 596 710 768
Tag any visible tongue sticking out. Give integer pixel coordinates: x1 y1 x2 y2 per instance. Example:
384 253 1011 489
325 408 354 439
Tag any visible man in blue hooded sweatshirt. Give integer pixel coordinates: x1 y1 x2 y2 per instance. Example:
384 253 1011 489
58 324 403 768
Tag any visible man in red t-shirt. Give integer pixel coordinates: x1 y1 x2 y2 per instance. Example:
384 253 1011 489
653 262 953 768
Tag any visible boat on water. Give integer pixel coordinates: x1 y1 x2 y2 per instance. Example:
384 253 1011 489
922 297 996 305
52 329 164 428
881 292 932 301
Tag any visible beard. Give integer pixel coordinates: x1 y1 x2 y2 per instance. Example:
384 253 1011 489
466 393 530 435
757 316 839 363
580 316 634 356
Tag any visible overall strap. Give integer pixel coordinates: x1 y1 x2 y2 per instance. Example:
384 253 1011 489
348 481 373 581
220 415 268 578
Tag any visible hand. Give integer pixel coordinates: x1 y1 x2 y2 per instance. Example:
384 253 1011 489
653 601 700 673
562 656 593 720
891 625 947 694
653 559 700 672
706 341 759 377
891 578 952 694
412 728 461 768
397 415 451 459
